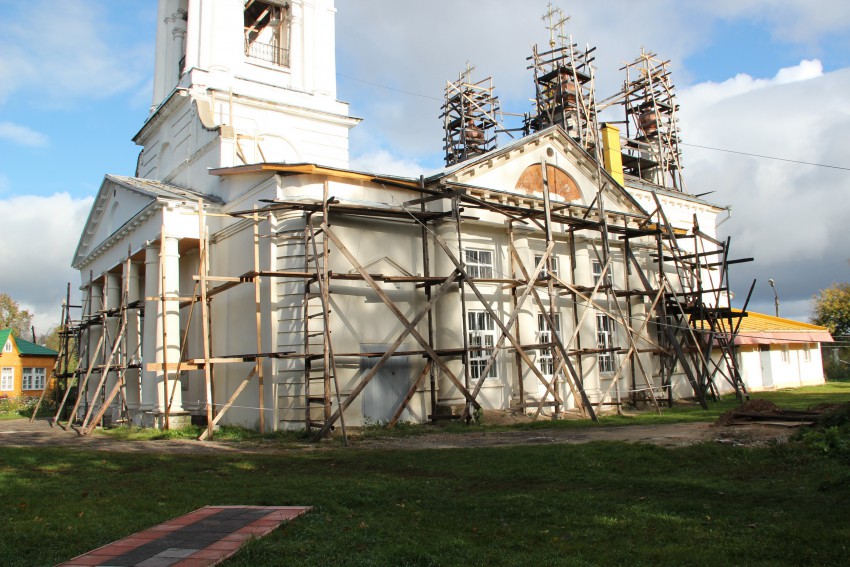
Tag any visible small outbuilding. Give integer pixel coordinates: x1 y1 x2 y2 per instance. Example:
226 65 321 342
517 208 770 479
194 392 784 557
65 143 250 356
0 329 58 399
731 311 832 391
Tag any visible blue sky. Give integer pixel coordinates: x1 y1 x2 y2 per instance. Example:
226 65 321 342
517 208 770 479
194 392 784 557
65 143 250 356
1 0 849 331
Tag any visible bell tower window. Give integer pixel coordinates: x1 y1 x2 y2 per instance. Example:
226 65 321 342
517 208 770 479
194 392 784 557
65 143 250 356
244 1 291 68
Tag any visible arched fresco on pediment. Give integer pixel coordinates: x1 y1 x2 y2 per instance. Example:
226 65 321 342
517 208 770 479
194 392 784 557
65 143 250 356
515 163 581 201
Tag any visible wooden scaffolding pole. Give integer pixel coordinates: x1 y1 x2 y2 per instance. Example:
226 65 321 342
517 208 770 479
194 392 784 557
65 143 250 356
83 259 133 435
31 296 67 422
159 226 172 429
253 208 266 433
305 185 348 442
198 201 215 439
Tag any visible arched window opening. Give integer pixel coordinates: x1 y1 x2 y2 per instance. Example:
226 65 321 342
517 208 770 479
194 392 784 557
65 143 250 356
244 1 291 67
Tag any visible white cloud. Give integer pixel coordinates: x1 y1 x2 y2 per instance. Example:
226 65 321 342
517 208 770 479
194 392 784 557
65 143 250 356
0 0 149 105
697 0 850 43
337 1 710 165
333 3 850 320
0 193 93 333
681 60 824 113
337 2 849 171
0 122 49 147
679 64 850 318
351 150 429 178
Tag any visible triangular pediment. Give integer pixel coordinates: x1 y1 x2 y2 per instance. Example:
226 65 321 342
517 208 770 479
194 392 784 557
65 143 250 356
72 175 222 269
432 127 648 217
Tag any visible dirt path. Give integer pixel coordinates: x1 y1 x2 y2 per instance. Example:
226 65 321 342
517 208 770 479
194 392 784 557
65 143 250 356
0 417 795 454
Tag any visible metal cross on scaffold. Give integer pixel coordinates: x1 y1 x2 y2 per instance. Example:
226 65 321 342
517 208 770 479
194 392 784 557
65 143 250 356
542 3 570 48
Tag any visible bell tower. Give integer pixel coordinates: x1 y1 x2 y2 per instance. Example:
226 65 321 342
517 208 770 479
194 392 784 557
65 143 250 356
137 0 358 190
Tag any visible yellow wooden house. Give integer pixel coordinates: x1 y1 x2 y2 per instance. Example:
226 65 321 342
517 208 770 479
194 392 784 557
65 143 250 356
0 329 58 398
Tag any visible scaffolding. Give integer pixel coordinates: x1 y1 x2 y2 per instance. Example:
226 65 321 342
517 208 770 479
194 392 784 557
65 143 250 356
46 6 750 441
441 65 501 167
45 155 751 441
525 5 599 155
617 49 685 191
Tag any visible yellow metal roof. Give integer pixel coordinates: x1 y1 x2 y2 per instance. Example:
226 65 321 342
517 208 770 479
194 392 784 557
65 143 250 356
695 310 834 345
732 310 830 333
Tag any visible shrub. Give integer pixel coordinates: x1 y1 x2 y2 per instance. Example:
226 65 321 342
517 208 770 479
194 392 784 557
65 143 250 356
795 402 850 460
0 394 42 417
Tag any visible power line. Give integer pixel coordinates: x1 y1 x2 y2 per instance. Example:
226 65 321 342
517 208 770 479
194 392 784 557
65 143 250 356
337 73 443 101
338 72 849 173
681 143 850 172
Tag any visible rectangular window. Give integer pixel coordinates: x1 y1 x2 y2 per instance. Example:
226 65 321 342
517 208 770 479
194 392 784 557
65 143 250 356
468 310 497 379
465 249 494 279
592 259 614 287
803 345 812 363
1 367 13 391
781 346 790 364
22 368 33 390
596 313 615 373
20 368 46 390
534 254 559 279
537 313 561 377
3 340 11 352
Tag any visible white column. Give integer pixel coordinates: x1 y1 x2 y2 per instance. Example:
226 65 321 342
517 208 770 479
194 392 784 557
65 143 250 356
124 261 142 416
184 0 201 72
511 232 532 403
165 9 188 88
574 244 598 402
172 17 187 80
433 220 463 404
104 272 122 417
151 0 172 109
300 1 314 94
181 250 204 414
77 281 91 419
86 283 104 414
160 236 184 413
289 2 304 91
141 238 183 416
628 249 650 395
141 244 160 412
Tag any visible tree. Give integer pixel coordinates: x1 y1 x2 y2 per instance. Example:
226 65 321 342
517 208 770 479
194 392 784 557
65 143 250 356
811 283 850 337
0 293 33 338
39 325 78 374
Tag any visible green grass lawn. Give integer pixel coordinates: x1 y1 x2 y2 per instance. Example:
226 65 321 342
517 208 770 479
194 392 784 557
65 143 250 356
3 383 849 566
2 440 849 566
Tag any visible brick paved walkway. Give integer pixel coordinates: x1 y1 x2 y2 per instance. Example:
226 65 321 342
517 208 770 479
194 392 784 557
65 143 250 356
57 506 310 566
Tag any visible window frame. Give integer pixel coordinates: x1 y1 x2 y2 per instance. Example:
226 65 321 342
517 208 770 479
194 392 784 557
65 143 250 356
536 313 561 377
0 367 13 391
467 310 497 380
22 367 46 390
3 339 11 353
464 248 494 279
22 367 34 390
534 254 559 280
780 345 790 364
803 345 812 363
596 313 615 373
592 258 614 288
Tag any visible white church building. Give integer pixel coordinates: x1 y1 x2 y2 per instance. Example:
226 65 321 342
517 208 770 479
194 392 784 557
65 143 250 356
70 0 826 435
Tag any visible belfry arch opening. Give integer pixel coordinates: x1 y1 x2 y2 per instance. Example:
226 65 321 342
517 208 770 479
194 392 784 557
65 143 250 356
244 1 292 67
